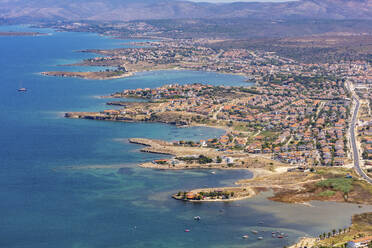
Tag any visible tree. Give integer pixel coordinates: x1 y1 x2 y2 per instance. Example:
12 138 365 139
216 156 222 163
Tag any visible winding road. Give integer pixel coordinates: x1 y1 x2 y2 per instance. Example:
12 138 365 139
350 95 372 183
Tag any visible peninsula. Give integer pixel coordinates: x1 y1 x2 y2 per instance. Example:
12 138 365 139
60 34 372 248
41 67 132 80
65 79 372 204
0 31 46 36
41 39 294 80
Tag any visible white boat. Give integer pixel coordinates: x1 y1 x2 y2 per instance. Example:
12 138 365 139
18 82 27 92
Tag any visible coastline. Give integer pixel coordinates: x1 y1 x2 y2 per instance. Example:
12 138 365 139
4 22 372 248
41 51 254 83
40 71 134 80
0 31 47 36
40 67 254 83
172 186 257 202
289 237 317 248
129 135 372 206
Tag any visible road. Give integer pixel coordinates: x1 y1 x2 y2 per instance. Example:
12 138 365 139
350 95 372 183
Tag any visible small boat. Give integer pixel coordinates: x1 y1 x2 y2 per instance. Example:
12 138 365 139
257 237 263 240
242 235 249 239
18 82 27 92
184 229 190 232
211 171 216 174
251 230 258 234
194 216 201 221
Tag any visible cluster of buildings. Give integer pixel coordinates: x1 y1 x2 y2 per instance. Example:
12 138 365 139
347 236 372 248
63 38 372 169
353 78 372 173
79 39 328 82
105 77 350 167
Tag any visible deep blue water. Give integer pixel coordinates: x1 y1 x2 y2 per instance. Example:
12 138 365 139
1 25 371 248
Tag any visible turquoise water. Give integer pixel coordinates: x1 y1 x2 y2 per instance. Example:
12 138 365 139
1 25 371 248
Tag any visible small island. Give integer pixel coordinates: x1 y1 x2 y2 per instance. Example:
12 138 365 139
172 187 256 202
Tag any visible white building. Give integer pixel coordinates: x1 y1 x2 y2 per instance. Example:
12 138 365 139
347 236 372 248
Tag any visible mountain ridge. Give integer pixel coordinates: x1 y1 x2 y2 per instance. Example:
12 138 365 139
0 0 371 22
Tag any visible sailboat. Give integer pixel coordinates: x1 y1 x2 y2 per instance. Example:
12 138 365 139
18 82 27 92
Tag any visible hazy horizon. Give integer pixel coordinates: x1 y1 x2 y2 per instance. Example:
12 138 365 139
189 0 297 2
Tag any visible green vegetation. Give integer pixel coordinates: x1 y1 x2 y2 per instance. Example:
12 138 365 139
199 190 234 199
318 190 336 197
176 155 213 164
317 178 353 194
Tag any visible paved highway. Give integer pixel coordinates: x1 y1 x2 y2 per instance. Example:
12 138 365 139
350 96 372 183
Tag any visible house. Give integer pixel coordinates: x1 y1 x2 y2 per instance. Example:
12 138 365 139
200 140 207 147
186 192 197 200
347 236 372 248
334 158 345 166
225 157 234 163
363 137 372 144
366 145 372 154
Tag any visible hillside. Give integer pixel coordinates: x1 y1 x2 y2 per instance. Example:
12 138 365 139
0 0 371 23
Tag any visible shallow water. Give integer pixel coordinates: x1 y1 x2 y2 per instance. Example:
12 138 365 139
1 25 371 248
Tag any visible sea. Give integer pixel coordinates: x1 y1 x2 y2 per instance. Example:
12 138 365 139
0 25 371 248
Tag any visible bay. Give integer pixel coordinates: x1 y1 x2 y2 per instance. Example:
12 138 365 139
0 25 371 248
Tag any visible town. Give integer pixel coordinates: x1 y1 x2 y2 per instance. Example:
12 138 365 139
57 37 372 174
68 79 352 168
61 37 372 248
